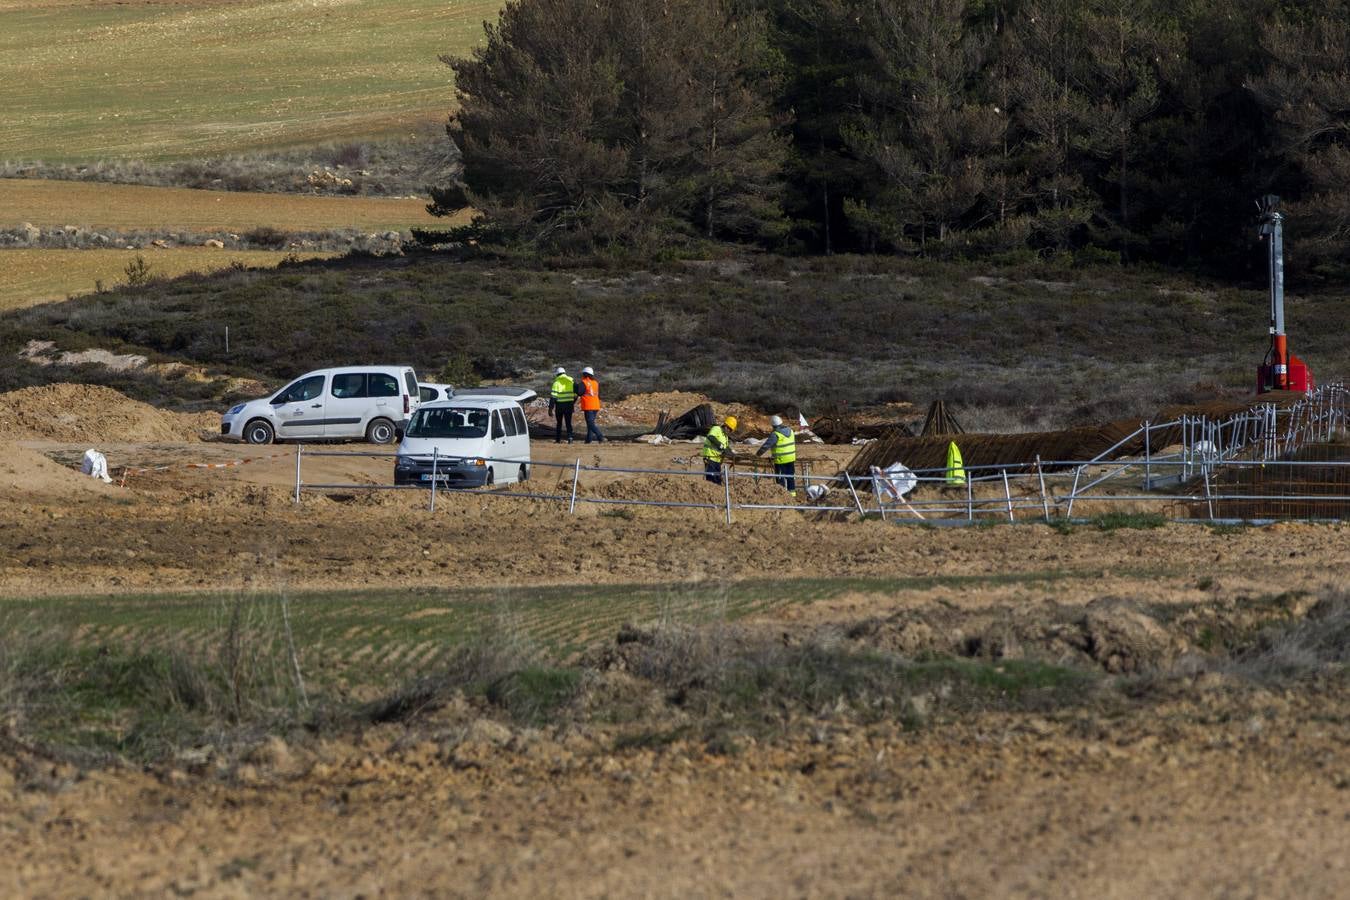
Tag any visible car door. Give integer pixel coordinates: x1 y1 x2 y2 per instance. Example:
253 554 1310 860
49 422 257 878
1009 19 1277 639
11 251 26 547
490 408 511 481
508 405 530 463
367 372 402 432
272 374 326 439
402 369 420 422
324 372 368 439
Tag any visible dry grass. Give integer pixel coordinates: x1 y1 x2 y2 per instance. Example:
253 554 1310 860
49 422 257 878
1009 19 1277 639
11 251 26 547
0 0 500 161
0 248 337 309
0 178 452 231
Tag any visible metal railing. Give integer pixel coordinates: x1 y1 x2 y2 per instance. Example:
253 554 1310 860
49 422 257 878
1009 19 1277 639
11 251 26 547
285 383 1347 525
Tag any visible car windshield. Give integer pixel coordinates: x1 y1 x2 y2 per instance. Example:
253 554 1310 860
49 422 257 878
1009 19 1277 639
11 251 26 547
406 407 489 439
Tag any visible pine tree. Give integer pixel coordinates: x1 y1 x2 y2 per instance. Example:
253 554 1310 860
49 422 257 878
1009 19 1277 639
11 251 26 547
1001 0 1100 250
1251 1 1350 270
433 0 787 250
839 0 1003 251
1076 0 1180 258
765 0 872 252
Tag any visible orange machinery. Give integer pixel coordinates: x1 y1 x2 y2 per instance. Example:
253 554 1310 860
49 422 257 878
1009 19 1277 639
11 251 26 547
1256 195 1314 393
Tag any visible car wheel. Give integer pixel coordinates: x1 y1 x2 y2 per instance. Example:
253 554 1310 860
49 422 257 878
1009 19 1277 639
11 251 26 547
485 468 495 487
518 463 529 482
366 417 396 445
244 419 275 445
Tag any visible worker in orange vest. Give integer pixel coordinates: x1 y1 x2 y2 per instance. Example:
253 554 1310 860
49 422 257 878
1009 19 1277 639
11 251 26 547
578 366 605 443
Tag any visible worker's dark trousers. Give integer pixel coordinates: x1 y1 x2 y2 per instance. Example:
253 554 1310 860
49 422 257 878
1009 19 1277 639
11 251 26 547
774 461 796 492
553 402 574 443
704 460 723 484
584 410 605 443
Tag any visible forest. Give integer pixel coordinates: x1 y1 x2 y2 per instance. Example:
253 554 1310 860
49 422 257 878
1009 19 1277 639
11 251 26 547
431 0 1350 273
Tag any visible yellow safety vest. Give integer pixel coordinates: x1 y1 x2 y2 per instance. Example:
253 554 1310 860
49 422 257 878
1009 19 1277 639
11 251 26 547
703 425 729 462
945 440 966 485
550 375 576 403
770 428 796 465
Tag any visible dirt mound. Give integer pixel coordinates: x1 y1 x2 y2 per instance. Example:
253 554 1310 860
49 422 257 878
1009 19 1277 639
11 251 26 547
836 596 1192 674
1074 597 1190 673
0 441 113 498
583 472 799 506
605 391 775 436
0 384 208 443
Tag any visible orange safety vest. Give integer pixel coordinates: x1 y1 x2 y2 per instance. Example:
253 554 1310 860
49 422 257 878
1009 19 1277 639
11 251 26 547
579 376 600 411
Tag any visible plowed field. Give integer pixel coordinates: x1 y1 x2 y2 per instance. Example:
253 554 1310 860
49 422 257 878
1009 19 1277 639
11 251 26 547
0 178 442 231
0 248 336 309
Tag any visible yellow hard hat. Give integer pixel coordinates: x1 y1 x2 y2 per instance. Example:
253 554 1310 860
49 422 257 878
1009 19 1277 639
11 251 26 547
724 415 738 431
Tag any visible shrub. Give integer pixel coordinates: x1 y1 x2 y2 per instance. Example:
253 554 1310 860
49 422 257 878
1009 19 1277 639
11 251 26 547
243 226 289 249
1091 512 1167 531
123 255 155 286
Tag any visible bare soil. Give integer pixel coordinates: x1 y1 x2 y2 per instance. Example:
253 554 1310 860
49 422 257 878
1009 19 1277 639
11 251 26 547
1 386 1348 896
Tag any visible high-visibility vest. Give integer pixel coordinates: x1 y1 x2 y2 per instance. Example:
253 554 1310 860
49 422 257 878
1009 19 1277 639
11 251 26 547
771 427 796 465
579 376 600 411
703 425 729 462
945 440 966 485
550 374 576 403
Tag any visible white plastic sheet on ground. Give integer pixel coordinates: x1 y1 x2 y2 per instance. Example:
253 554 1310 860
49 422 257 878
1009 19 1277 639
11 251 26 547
872 463 917 499
81 448 112 483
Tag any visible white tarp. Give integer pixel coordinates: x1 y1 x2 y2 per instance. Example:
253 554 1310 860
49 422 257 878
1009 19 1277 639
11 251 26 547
81 448 112 483
873 463 917 499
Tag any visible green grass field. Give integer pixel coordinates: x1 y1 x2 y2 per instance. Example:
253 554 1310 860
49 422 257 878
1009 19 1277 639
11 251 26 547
0 572 1090 757
0 574 1067 685
0 0 501 162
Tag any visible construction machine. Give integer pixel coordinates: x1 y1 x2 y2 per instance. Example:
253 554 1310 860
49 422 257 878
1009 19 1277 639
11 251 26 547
1255 195 1314 394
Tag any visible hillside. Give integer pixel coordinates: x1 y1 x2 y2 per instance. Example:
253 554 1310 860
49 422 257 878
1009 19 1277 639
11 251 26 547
3 252 1344 427
0 0 500 162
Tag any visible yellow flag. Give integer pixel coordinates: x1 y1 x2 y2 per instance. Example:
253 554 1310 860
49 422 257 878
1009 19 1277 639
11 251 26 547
945 441 966 485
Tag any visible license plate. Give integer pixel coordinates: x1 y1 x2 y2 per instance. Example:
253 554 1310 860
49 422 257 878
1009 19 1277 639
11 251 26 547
420 473 450 482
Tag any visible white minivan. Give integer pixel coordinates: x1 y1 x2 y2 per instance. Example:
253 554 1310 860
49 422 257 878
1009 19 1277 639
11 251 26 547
221 365 420 445
394 390 535 488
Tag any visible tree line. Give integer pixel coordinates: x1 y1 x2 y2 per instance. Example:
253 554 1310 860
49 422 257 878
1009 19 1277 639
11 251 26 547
430 0 1350 272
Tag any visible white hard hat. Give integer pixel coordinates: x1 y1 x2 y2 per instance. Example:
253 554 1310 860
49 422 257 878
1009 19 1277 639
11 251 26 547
770 415 783 427
554 366 566 375
582 366 594 375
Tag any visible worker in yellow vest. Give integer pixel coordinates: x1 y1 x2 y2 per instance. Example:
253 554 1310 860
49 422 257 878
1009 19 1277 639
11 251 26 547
548 366 576 443
702 415 737 484
756 414 797 491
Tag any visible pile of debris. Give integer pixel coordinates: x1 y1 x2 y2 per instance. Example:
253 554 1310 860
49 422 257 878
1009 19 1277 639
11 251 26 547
654 403 715 440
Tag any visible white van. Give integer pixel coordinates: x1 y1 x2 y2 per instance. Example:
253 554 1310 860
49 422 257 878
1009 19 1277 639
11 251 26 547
221 365 420 445
394 393 534 488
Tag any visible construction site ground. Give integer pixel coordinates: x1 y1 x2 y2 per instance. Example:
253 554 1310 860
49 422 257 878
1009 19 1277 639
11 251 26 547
2 387 1349 896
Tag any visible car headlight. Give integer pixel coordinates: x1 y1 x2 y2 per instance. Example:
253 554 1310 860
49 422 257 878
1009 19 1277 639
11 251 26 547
226 404 245 415
395 457 415 470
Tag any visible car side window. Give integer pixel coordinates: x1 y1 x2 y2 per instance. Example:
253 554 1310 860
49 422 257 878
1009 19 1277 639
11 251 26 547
511 407 528 436
275 375 325 404
492 410 506 439
331 373 366 399
419 386 436 403
369 373 399 397
503 408 520 437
